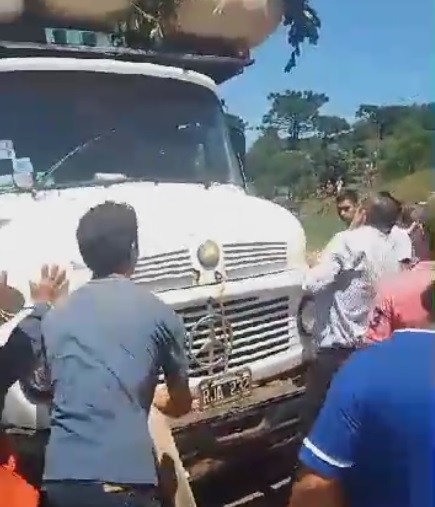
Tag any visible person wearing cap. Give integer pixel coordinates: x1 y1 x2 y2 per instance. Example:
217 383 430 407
366 197 435 342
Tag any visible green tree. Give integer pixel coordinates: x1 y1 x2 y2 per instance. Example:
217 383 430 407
356 104 413 140
316 115 350 140
247 92 433 201
262 90 329 145
283 0 321 72
381 120 432 177
246 129 283 182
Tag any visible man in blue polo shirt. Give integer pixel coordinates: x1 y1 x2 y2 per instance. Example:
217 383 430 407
289 283 434 507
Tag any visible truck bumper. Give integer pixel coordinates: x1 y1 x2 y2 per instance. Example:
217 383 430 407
171 372 306 481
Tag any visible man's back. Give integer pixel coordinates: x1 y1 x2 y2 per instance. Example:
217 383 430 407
308 226 399 347
300 330 435 507
389 224 413 262
41 276 187 485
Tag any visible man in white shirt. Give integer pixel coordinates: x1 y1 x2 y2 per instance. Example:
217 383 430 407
300 194 401 436
378 191 413 263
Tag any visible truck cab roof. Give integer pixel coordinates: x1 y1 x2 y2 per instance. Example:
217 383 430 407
0 20 253 84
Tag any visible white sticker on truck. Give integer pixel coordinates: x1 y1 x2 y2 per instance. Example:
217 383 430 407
0 140 16 161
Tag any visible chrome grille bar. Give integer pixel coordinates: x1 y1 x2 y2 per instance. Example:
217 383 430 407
223 242 287 279
177 295 291 377
131 249 192 291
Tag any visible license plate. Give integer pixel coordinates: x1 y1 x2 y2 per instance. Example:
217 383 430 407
198 368 252 411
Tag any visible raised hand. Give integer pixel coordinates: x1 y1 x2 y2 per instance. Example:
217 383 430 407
29 264 69 305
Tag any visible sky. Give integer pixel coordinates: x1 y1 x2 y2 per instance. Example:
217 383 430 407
220 0 433 144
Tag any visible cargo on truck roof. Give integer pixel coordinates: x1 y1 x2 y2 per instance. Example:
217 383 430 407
0 16 253 84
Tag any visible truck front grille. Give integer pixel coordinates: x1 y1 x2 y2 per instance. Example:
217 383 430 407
223 242 287 279
131 249 192 292
178 295 291 377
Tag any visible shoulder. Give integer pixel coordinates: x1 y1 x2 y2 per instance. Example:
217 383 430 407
363 329 435 374
343 226 375 245
380 330 435 383
391 328 435 346
390 225 412 244
42 284 92 329
323 230 348 254
129 285 182 333
390 225 407 236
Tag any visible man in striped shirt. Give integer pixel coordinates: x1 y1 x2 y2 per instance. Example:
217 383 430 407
300 194 400 435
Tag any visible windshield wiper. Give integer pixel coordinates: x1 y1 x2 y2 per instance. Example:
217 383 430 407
38 129 117 188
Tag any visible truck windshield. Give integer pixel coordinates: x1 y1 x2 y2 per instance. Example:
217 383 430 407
0 70 243 189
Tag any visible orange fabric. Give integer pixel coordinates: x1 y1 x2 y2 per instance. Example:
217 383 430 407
0 434 39 507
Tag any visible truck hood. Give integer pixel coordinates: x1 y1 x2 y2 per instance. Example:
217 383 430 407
0 182 305 295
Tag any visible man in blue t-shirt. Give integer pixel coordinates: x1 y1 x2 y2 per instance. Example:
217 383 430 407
289 282 434 507
40 201 192 507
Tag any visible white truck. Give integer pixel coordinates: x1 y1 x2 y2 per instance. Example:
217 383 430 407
0 24 311 486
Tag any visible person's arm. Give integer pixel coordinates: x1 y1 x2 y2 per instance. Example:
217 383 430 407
0 303 52 391
288 356 368 507
303 233 362 294
302 235 344 294
288 468 346 507
154 315 192 418
0 265 67 392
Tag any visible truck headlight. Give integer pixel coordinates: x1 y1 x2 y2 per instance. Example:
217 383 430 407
197 240 220 270
297 295 315 337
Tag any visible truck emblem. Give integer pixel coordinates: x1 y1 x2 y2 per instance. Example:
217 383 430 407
187 299 233 373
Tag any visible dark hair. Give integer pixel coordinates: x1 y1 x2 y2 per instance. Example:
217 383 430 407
336 188 359 205
76 201 138 278
399 204 416 228
421 282 434 322
364 194 401 234
377 191 402 223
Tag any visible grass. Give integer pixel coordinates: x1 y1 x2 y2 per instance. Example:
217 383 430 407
381 169 433 203
300 169 433 251
301 213 342 251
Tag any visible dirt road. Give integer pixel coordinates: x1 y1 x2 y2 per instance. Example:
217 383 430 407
193 446 296 507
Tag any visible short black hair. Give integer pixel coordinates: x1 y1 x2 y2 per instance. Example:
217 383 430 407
336 188 359 205
364 194 401 234
76 201 138 278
